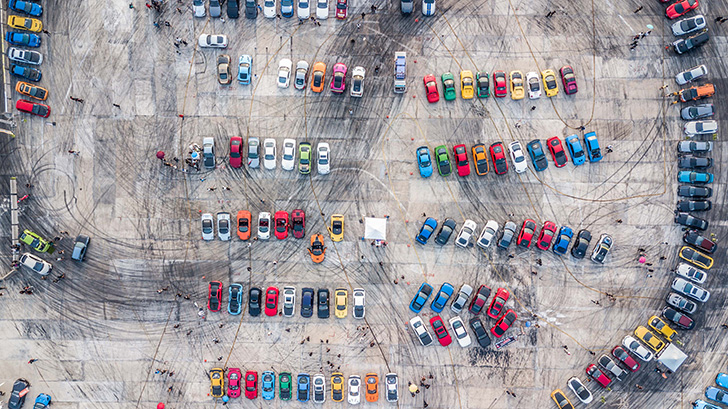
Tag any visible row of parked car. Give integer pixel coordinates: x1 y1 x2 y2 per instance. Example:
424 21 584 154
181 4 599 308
668 4 708 55
210 368 399 403
194 0 352 20
697 373 728 408
203 136 332 173
201 210 344 241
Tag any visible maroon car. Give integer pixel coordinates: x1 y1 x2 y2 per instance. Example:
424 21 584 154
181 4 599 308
560 65 578 95
611 346 640 372
469 285 491 315
291 209 306 239
683 230 716 253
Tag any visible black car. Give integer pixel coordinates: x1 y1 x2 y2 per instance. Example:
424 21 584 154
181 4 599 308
227 0 240 17
673 28 709 54
245 0 258 18
571 229 591 259
434 218 457 245
249 287 262 316
469 317 491 348
683 230 716 253
678 155 712 169
317 288 329 318
662 306 695 330
674 211 708 230
301 287 314 317
71 234 90 261
677 185 712 198
8 379 29 409
676 200 711 212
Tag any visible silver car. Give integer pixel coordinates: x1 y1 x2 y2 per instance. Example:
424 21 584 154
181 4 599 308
316 0 328 19
450 284 473 314
193 0 206 17
409 316 433 346
598 355 626 381
681 104 714 120
498 221 517 249
201 213 215 241
401 0 413 13
313 374 326 403
476 220 499 249
675 262 707 283
671 14 706 36
247 136 260 168
455 219 477 248
217 212 231 241
675 64 707 85
666 292 698 313
684 120 717 136
210 0 222 16
283 286 296 317
263 138 277 170
622 335 653 362
294 60 309 90
8 47 42 65
678 140 712 153
671 277 710 302
352 288 365 319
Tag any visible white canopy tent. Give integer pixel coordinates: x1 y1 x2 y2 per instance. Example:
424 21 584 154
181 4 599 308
364 217 387 240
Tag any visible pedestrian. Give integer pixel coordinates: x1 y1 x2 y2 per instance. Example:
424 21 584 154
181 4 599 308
357 23 361 29
370 4 376 12
164 21 171 27
181 39 188 45
531 106 536 111
168 386 173 392
634 6 643 13
28 358 38 364
113 103 121 108
606 145 613 153
42 29 50 35
715 16 724 22
636 384 643 390
129 3 135 8
361 12 366 19
146 2 153 8
720 17 728 23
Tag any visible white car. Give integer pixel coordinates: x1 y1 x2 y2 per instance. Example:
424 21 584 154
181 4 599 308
193 0 206 17
671 14 706 36
675 262 707 284
507 141 528 173
454 219 476 248
526 71 541 99
263 0 276 17
353 288 365 319
684 120 717 136
476 220 499 249
283 286 296 317
8 47 42 65
449 316 471 347
20 253 51 276
281 138 296 170
258 212 271 240
278 59 292 88
316 0 328 19
294 60 309 90
567 377 593 404
350 66 366 97
198 34 228 48
409 316 433 346
217 212 231 241
422 0 435 15
313 374 326 403
675 64 707 85
348 375 361 404
298 0 310 18
672 277 710 302
317 142 330 174
201 213 215 241
385 373 398 402
263 138 277 170
622 336 653 362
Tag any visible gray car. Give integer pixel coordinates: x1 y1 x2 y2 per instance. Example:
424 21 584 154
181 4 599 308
8 47 42 65
203 137 215 168
294 60 309 90
681 104 714 120
677 140 712 154
675 64 707 85
497 221 517 249
401 0 413 13
247 137 260 168
666 292 698 313
71 235 90 261
210 0 222 17
450 284 472 314
598 355 626 381
672 277 710 302
245 0 258 18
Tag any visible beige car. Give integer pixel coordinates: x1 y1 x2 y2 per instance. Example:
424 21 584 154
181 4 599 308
217 54 232 85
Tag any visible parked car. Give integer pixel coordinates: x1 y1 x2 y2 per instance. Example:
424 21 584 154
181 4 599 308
694 400 722 409
526 71 541 99
663 306 695 330
416 146 434 177
678 155 712 169
450 284 473 314
672 276 710 302
455 219 477 248
16 99 48 117
208 281 223 312
317 142 330 174
430 283 454 313
348 375 361 404
547 137 568 167
217 212 231 241
684 230 716 253
71 235 90 261
11 64 41 81
279 372 292 400
622 335 653 361
261 371 275 400
334 288 348 319
441 72 456 100
248 287 262 316
257 212 271 240
586 364 611 388
5 31 40 47
517 219 536 248
571 229 591 258
385 373 398 402
560 65 578 94
421 0 435 15
315 0 328 18
198 34 228 48
490 142 508 175
453 144 470 176
705 387 728 405
541 69 559 97
297 373 310 402
536 221 557 250
15 81 47 100
666 0 699 19
677 185 712 198
317 288 330 318
509 70 524 100
666 292 697 313
634 326 665 353
677 200 711 212
282 286 296 317
312 374 325 402
476 71 490 98
590 233 612 263
8 47 41 64
672 14 706 35
476 220 499 249
229 283 243 315
434 218 457 245
676 65 708 85
567 377 593 404
469 285 491 315
350 66 365 97
679 83 715 102
469 317 491 347
264 287 279 316
487 288 509 319
9 0 42 16
551 390 574 409
493 70 507 97
612 346 640 372
673 29 709 54
193 0 206 16
527 139 549 171
330 62 347 93
552 226 574 255
19 252 51 275
298 0 310 18
681 104 714 120
8 15 42 32
678 140 712 153
674 211 708 230
648 316 677 342
507 141 528 173
331 372 344 402
274 210 289 240
353 288 365 319
676 262 707 283
434 145 452 176
449 316 472 347
598 355 626 381
461 70 475 99
201 213 215 241
310 61 326 92
409 283 433 313
490 309 517 338
564 135 585 165
498 221 517 249
583 131 602 162
410 316 433 346
429 316 452 346
335 0 347 19
301 288 314 318
684 120 717 136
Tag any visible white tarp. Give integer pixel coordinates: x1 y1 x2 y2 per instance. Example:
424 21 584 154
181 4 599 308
364 217 387 240
657 343 688 373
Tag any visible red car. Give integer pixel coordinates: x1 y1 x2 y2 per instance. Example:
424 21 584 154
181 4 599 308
546 136 568 167
274 211 289 240
245 370 258 399
490 309 517 338
489 142 508 175
586 364 612 388
291 208 306 239
487 287 509 319
453 144 470 176
666 0 698 19
560 66 578 95
335 0 347 19
208 281 222 312
228 368 242 398
517 219 536 248
429 316 452 346
264 286 279 316
612 346 640 372
469 285 491 315
536 221 557 250
16 99 50 118
493 71 507 97
424 74 439 103
229 136 243 168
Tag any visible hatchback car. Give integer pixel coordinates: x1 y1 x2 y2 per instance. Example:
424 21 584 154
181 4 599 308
491 309 517 338
567 377 592 404
455 219 477 248
477 220 499 249
410 316 433 346
429 315 452 346
264 287 279 316
450 284 473 313
493 70 507 97
469 285 491 315
590 233 612 263
622 335 653 361
527 139 549 171
517 219 536 248
498 221 517 249
409 282 433 313
431 282 454 313
330 62 347 93
297 373 310 401
476 71 490 98
490 142 508 175
536 221 557 250
434 218 457 245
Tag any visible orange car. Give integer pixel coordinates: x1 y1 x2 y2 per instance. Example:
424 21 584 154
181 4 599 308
365 373 378 402
310 62 326 93
471 143 489 175
308 233 326 263
237 210 251 240
16 81 48 101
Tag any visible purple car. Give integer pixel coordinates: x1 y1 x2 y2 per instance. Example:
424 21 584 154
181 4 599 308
330 62 347 93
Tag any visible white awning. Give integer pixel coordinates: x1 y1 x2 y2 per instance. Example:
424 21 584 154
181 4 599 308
364 217 387 240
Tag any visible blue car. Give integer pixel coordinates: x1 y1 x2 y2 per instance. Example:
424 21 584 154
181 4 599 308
238 54 252 84
706 386 728 405
228 283 243 315
297 373 310 402
583 131 603 162
11 64 41 82
34 393 51 409
416 217 437 244
416 146 433 177
526 139 548 171
717 373 728 389
262 371 275 400
5 31 40 47
9 0 42 16
565 134 585 166
409 282 433 313
695 400 722 409
678 171 713 184
552 226 573 255
430 282 454 313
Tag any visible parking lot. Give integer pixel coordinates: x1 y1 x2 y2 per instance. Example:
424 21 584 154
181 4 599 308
1 0 728 407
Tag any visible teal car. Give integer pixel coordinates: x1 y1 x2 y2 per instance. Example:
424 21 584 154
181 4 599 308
280 372 292 400
441 72 456 101
476 71 490 98
299 142 312 174
678 171 714 184
434 145 452 176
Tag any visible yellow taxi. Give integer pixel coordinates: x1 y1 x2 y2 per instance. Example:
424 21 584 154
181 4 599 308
634 326 665 353
460 70 474 99
509 70 525 100
331 372 345 402
541 69 559 97
648 316 676 342
329 214 344 242
16 82 48 101
8 15 42 32
334 288 348 318
210 368 225 398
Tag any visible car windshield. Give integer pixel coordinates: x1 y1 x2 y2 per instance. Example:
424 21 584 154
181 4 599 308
313 72 323 86
352 77 361 91
529 78 539 90
463 77 472 86
202 220 212 233
334 73 344 88
444 78 454 87
419 153 430 166
239 219 248 232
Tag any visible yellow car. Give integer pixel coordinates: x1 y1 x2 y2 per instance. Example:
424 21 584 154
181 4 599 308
648 316 676 342
210 368 225 398
634 326 665 353
460 70 474 99
551 389 574 409
509 70 525 100
334 288 348 318
329 214 344 242
331 372 345 402
678 246 713 269
8 15 42 32
541 69 559 97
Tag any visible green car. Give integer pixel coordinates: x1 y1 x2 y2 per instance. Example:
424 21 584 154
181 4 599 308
279 371 292 401
299 142 312 175
476 71 490 98
441 72 456 101
19 229 53 253
434 145 452 176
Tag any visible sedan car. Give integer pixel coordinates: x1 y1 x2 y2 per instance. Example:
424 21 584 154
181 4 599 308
677 200 711 213
278 58 292 88
542 69 559 97
198 34 228 48
423 74 439 103
571 229 591 258
71 234 90 261
527 139 549 171
208 281 222 312
215 54 232 85
290 208 305 239
431 282 454 313
493 70 507 97
551 390 575 409
353 288 365 319
526 71 542 99
16 81 47 100
450 284 473 314
263 138 277 170
430 316 452 346
672 276 710 302
674 212 708 230
434 145 452 176
681 104 714 120
676 262 708 283
229 283 243 315
568 377 593 404
274 210 289 240
509 70 525 100
415 146 434 178
599 355 627 382
350 65 365 97
672 14 706 35
410 316 433 346
476 220 499 249
228 136 243 168
455 219 477 248
667 292 697 313
248 287 262 316
461 70 474 99
317 142 330 175
476 71 490 98
294 60 308 89
310 61 326 92
283 286 296 317
622 335 653 361
560 65 578 94
16 99 48 117
330 62 347 93
415 217 437 245
676 64 707 85
547 137 568 167
517 219 536 248
316 0 328 19
301 288 314 318
667 0 698 19
663 306 695 330
683 230 716 253
634 326 665 353
590 233 612 263
11 64 41 82
244 371 258 399
536 221 557 250
552 226 574 255
264 287 279 316
19 252 51 275
469 285 491 315
257 212 271 240
434 218 457 245
8 47 41 65
612 345 640 372
471 143 489 175
507 141 527 173
216 212 231 241
469 317 491 348
409 282 433 313
348 375 361 404
317 288 330 318
452 144 470 176
684 120 717 136
247 136 260 168
449 316 472 347
297 0 310 17
334 288 348 319
441 72 456 100
335 0 347 19
586 364 611 388
491 309 517 338
487 287 509 319
490 142 508 175
498 221 517 249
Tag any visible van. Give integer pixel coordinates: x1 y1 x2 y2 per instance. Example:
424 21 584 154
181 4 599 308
394 51 406 93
